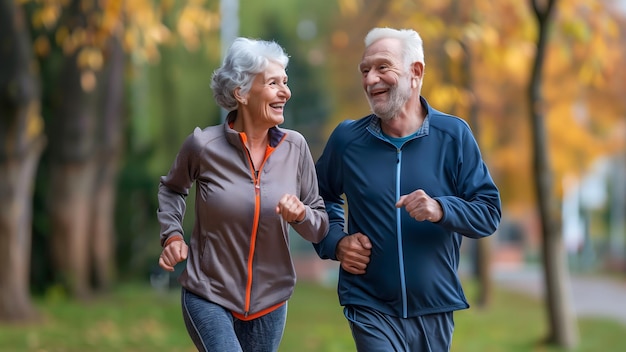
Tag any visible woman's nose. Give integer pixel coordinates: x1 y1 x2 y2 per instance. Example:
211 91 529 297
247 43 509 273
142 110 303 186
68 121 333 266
280 85 291 99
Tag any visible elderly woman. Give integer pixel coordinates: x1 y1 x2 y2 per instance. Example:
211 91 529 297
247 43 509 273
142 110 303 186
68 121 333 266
156 37 329 352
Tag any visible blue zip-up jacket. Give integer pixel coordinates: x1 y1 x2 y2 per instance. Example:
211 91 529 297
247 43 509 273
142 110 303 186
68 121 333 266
314 97 501 318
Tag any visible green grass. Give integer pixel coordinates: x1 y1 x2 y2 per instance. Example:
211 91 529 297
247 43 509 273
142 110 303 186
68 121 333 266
0 280 625 351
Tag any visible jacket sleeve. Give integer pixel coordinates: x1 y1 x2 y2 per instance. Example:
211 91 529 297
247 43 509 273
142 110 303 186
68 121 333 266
290 134 329 244
156 129 201 246
312 122 351 260
435 125 502 238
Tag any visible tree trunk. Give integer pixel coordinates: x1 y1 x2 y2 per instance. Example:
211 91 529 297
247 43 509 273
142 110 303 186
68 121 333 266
46 1 125 297
529 0 578 348
46 2 99 299
48 161 97 299
90 36 126 291
474 239 493 307
0 0 46 322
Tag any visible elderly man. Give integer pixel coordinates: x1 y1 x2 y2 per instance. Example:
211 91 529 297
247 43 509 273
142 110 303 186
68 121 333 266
314 27 502 351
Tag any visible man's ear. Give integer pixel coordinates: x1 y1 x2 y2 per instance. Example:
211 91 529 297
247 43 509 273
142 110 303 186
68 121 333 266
410 62 424 89
412 61 424 79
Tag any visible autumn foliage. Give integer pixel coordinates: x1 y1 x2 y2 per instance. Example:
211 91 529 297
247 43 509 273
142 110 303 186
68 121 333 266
327 0 626 211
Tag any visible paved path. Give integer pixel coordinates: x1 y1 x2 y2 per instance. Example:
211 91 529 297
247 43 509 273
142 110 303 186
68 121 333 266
493 266 626 325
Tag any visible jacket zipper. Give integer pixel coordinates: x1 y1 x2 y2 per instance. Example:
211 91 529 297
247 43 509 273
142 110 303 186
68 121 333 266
241 134 285 317
396 147 408 318
243 147 261 318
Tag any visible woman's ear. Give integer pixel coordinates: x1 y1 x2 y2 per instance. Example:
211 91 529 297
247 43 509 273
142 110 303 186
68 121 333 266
234 87 248 105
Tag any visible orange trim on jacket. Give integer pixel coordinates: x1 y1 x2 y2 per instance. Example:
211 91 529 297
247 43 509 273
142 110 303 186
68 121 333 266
232 301 286 321
239 131 283 318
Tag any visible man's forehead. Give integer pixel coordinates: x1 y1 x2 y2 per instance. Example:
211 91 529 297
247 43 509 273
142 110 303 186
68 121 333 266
362 38 402 61
360 50 401 67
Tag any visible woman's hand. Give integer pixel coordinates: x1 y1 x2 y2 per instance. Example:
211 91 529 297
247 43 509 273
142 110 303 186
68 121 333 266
276 193 305 223
159 239 189 272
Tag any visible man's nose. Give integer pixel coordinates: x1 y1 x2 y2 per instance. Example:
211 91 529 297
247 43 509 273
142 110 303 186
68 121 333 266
364 71 380 86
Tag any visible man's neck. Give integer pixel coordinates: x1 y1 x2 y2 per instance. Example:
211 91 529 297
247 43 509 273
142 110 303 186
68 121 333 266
381 98 425 138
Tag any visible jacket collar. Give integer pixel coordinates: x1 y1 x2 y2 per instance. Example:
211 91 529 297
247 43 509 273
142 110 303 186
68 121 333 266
367 96 431 139
223 110 286 149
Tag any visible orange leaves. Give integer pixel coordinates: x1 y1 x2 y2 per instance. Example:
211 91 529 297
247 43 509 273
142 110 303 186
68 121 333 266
331 30 350 49
33 35 51 57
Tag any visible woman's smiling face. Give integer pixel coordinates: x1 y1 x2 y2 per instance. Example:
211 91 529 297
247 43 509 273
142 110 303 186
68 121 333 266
245 61 291 127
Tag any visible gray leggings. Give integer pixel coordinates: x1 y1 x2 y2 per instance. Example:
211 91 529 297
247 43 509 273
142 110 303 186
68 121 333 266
344 305 454 352
181 288 287 352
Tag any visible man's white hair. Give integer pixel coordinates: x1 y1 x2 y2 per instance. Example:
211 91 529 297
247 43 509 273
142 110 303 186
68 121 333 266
364 27 425 69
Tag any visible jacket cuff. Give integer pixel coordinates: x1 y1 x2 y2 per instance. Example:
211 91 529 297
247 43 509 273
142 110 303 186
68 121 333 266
163 234 184 247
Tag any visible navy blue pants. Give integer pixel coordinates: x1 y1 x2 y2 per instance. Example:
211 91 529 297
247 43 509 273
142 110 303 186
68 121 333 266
344 305 455 352
181 288 287 352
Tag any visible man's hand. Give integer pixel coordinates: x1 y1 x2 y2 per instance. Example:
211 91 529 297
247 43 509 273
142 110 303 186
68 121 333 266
396 189 443 222
336 233 372 275
159 240 189 272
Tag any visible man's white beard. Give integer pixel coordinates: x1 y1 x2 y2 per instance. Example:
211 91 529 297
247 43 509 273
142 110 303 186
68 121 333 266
369 77 412 121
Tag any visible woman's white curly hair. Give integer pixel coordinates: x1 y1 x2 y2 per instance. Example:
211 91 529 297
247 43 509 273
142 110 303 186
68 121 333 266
211 38 289 111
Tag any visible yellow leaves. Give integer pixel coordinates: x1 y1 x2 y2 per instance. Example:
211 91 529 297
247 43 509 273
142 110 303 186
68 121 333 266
123 0 169 64
99 0 124 37
478 26 500 48
77 47 103 70
33 35 51 57
461 23 483 43
58 27 88 56
561 19 591 42
26 0 220 65
604 19 621 39
577 61 603 87
547 103 595 179
27 102 45 140
80 70 96 92
325 0 625 210
503 44 534 82
177 3 220 51
427 84 470 113
338 0 360 16
444 39 463 61
401 12 446 40
31 1 62 30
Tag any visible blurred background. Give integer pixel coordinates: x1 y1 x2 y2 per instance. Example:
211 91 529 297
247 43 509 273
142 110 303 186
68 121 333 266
1 0 625 351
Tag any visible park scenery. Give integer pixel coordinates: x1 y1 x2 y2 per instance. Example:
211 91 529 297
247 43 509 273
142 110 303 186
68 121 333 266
1 0 626 351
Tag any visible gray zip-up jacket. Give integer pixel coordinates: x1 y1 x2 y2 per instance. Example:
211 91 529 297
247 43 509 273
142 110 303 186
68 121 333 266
157 114 328 319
